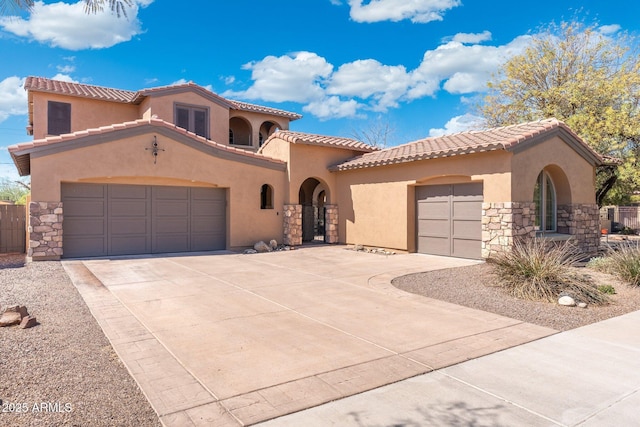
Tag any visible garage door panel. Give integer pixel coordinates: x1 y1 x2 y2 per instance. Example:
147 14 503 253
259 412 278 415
64 199 105 217
109 185 148 199
418 219 449 237
452 219 481 240
64 218 105 236
416 183 482 259
62 184 226 258
452 239 481 259
417 200 449 218
155 186 189 200
418 236 449 256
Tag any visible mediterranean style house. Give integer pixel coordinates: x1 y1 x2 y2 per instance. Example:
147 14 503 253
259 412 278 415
9 77 602 261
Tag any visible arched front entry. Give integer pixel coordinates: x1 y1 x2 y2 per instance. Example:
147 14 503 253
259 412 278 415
282 178 338 246
299 177 326 242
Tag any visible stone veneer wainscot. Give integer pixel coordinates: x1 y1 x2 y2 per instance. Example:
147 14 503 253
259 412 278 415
29 202 63 260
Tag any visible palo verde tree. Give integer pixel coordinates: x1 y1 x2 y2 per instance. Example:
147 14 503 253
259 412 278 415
480 21 640 206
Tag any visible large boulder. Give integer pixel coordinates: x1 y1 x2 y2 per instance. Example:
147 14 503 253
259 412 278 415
0 305 28 327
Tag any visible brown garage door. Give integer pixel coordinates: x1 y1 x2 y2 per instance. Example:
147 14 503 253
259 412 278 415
416 183 483 259
61 183 226 258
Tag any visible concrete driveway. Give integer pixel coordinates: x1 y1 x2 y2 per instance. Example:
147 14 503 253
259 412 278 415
63 246 555 426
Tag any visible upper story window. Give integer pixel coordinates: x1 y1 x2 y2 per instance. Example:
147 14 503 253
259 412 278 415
175 104 208 138
48 101 71 135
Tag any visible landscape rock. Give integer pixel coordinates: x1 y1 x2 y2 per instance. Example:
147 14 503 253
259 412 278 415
243 249 258 254
269 239 278 250
354 244 364 251
254 241 271 253
19 315 38 329
0 311 22 327
578 302 588 308
558 296 576 307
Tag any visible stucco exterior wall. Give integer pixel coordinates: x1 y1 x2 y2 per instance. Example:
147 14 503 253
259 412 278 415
29 132 288 250
31 93 139 139
335 151 513 252
143 93 230 145
511 136 596 204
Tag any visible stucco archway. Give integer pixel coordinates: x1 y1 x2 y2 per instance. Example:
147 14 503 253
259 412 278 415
229 117 252 147
259 121 281 147
299 177 328 242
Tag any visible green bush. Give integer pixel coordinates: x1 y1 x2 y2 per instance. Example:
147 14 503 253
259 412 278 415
597 285 616 295
490 239 609 305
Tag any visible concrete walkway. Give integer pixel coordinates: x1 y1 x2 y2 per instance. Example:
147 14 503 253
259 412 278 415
259 309 640 427
63 246 555 426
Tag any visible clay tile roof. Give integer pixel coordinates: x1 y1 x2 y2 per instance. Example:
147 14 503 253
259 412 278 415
331 118 602 171
24 76 137 103
8 118 285 176
229 100 302 121
262 130 378 153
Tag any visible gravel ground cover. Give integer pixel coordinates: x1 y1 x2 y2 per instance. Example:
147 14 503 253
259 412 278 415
0 254 161 427
393 262 640 331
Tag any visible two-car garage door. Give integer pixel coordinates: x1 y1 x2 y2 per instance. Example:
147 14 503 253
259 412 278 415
416 183 483 259
61 183 226 258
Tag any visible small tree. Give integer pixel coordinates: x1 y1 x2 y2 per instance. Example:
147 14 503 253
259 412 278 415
0 178 30 205
480 21 640 206
1 0 132 17
351 115 396 149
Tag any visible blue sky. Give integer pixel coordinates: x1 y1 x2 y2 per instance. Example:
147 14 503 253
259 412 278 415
1 0 639 180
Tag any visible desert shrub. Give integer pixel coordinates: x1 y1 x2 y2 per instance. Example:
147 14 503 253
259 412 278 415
586 256 613 273
490 239 609 305
601 242 640 286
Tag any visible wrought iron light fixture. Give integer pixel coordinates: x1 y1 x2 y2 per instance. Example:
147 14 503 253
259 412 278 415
145 135 165 164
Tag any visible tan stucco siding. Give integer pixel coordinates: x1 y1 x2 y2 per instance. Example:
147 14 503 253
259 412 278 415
287 144 367 205
145 93 230 145
31 93 139 140
511 136 596 204
335 151 513 251
29 133 287 249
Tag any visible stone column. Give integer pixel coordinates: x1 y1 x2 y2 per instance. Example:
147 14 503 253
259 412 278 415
29 202 63 261
325 205 339 244
557 203 600 256
282 204 302 246
481 202 536 258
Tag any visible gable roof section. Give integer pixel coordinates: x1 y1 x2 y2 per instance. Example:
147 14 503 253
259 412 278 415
260 130 378 153
24 76 302 120
331 119 603 171
9 118 286 177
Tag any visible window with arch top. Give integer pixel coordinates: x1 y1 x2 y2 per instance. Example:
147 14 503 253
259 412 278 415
534 171 556 232
260 184 273 209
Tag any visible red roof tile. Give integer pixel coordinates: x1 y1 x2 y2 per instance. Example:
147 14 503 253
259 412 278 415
331 119 602 171
261 130 378 153
9 118 286 176
24 76 137 103
24 76 302 120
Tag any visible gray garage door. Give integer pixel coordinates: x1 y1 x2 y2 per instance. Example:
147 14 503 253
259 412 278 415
61 183 226 258
416 183 483 259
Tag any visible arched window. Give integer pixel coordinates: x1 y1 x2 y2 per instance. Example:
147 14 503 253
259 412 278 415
534 171 556 232
260 184 273 209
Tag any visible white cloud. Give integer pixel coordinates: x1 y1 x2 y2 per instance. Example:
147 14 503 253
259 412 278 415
227 33 532 120
348 0 461 23
225 51 333 103
449 30 492 44
428 113 484 136
56 64 76 73
51 73 78 83
0 1 149 50
327 59 411 111
598 24 621 35
0 76 27 123
303 96 361 120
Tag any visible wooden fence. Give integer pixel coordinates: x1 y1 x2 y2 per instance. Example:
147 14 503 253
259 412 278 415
0 205 26 253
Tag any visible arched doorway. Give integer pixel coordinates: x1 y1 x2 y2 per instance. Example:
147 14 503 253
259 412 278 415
299 177 328 242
